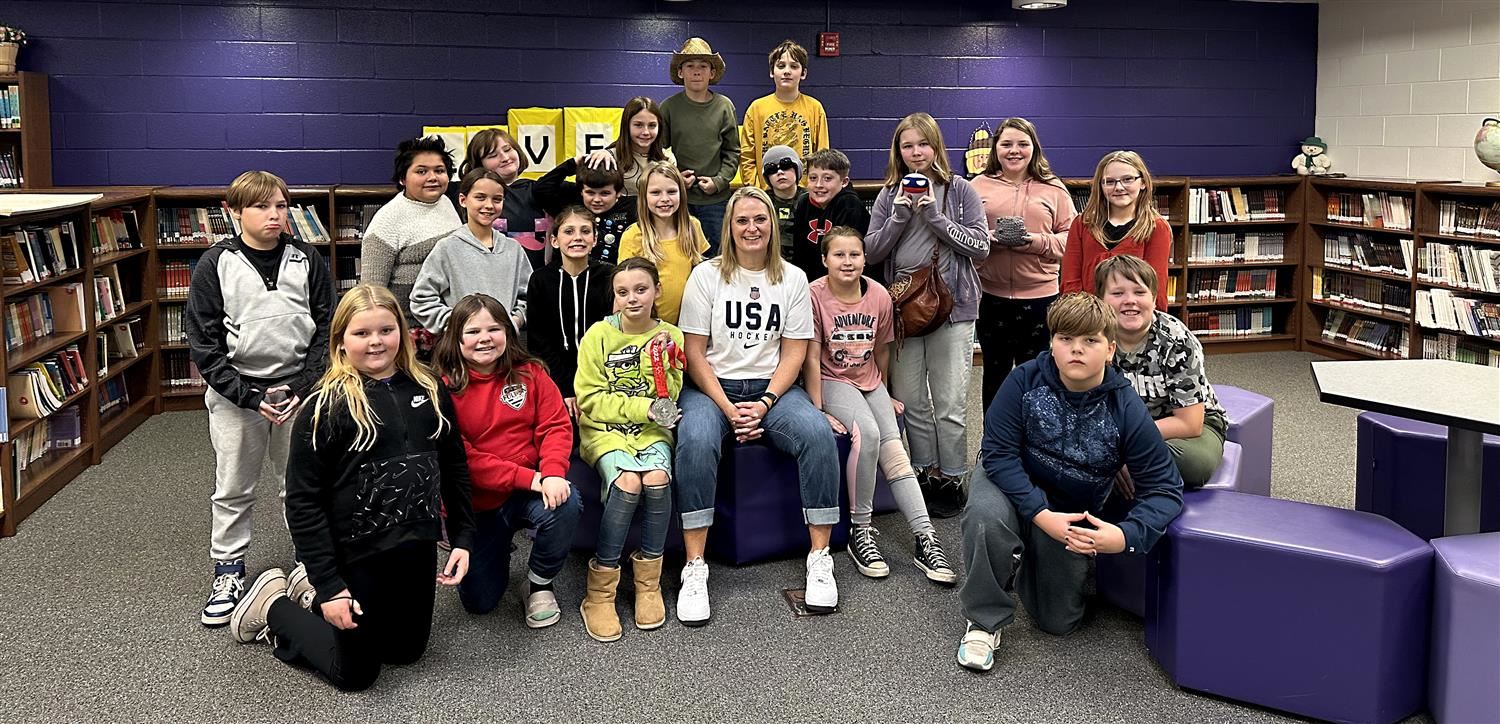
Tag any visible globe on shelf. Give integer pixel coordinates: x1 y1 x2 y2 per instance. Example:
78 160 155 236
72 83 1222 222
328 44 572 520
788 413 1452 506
1475 118 1500 187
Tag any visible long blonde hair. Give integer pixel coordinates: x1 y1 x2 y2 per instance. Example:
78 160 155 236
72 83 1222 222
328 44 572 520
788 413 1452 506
309 284 448 451
716 187 786 285
1081 150 1160 243
882 113 954 187
634 162 705 266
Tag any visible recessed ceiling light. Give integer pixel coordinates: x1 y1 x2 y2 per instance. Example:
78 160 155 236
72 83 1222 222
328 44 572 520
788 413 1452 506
1013 0 1067 8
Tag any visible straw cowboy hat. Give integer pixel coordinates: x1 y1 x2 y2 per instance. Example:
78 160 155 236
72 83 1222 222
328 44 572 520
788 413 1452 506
669 37 725 85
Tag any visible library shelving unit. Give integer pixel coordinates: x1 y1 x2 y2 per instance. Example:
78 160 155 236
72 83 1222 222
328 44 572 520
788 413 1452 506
1183 176 1304 352
86 189 158 458
1412 182 1500 366
331 184 398 297
0 71 51 189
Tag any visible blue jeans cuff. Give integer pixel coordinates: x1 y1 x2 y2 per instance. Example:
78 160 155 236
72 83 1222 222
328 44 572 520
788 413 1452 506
804 506 841 527
681 508 714 530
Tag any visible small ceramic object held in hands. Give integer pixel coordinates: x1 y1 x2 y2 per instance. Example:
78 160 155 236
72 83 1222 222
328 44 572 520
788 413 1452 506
902 173 930 196
992 216 1028 247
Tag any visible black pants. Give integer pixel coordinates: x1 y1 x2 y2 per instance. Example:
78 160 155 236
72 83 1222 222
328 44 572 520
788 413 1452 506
267 541 436 691
977 293 1056 411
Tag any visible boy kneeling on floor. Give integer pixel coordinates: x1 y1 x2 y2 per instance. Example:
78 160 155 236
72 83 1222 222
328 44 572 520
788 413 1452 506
956 292 1184 672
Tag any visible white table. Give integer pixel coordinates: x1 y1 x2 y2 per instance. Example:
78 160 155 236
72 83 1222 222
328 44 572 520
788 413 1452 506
1312 359 1500 535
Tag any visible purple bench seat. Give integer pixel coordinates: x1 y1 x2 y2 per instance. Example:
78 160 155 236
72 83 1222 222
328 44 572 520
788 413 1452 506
1213 385 1274 497
1355 411 1500 540
1429 532 1500 724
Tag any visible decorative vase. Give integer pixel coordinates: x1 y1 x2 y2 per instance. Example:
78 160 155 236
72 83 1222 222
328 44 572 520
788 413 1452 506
0 43 16 74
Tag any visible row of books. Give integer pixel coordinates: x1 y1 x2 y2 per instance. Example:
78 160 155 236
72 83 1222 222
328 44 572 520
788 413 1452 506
1325 191 1413 231
90 208 142 257
282 205 332 244
4 283 86 352
99 377 131 417
93 267 129 324
13 406 83 493
1416 289 1500 340
1322 233 1412 277
157 204 332 245
1188 187 1286 223
158 260 198 299
1417 243 1500 293
0 149 20 188
1312 268 1412 315
1186 306 1276 338
7 345 88 419
336 255 361 292
2 221 84 284
1422 332 1500 367
160 305 188 345
1187 231 1286 263
1321 309 1409 358
1436 199 1500 239
1185 269 1281 301
96 319 145 382
162 351 205 389
335 203 384 241
0 84 22 129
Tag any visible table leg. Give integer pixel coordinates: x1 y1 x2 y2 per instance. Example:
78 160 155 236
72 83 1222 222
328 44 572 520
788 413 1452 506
1444 427 1484 535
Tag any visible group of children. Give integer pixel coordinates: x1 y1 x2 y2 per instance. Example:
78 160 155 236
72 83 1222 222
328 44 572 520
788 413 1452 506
184 34 1226 688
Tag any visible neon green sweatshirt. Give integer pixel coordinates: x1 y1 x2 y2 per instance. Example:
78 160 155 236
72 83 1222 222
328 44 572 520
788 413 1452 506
575 314 686 465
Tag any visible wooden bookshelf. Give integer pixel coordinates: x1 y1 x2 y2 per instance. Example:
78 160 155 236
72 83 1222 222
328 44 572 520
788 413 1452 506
1412 182 1500 366
0 72 51 189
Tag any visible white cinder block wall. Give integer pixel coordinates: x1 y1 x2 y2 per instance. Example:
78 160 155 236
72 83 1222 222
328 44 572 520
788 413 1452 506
1316 0 1500 182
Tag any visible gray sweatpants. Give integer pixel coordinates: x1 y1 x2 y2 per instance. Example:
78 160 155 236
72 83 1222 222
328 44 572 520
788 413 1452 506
959 466 1090 635
891 320 974 477
207 387 293 562
821 378 932 534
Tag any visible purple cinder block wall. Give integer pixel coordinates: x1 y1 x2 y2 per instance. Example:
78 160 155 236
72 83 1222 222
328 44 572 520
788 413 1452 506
10 0 1316 186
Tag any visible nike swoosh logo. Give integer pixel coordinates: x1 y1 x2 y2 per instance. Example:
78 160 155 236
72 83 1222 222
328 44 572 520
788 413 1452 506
411 397 428 408
742 342 760 349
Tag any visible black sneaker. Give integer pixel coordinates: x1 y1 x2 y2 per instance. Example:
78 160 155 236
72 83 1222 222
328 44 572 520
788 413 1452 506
927 473 968 519
914 531 958 585
847 524 889 578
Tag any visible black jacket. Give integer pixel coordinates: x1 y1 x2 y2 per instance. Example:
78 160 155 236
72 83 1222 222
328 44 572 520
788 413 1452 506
285 371 477 598
790 187 871 281
525 259 615 397
533 158 638 266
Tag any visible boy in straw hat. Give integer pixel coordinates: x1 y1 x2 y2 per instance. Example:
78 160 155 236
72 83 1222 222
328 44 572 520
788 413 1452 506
659 37 740 256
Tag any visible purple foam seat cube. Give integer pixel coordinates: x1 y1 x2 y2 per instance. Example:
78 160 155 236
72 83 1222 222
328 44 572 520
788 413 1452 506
1355 412 1500 541
1429 532 1500 724
707 435 855 566
1213 385 1274 497
1146 490 1432 723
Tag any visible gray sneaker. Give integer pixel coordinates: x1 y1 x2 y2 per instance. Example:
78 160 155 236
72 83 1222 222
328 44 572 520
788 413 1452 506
286 563 316 610
957 622 1002 671
231 568 288 644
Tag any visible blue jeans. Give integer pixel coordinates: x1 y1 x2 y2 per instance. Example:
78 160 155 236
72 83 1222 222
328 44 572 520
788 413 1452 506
688 200 726 257
673 379 841 530
456 489 582 615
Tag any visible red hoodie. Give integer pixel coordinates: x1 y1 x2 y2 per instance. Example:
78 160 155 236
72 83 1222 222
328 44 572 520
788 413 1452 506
448 361 573 512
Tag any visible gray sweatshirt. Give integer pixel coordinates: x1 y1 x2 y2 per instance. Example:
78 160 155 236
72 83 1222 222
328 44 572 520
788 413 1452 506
409 225 533 333
864 175 990 322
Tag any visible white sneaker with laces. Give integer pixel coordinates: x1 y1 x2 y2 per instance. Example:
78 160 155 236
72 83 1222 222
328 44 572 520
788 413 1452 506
677 558 711 626
804 547 838 612
957 622 1002 671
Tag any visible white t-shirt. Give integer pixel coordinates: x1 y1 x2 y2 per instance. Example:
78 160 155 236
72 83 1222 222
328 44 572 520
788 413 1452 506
678 259 814 380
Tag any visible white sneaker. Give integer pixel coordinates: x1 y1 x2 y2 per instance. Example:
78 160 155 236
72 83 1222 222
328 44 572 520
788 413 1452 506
804 547 838 612
677 558 711 627
957 622 1002 671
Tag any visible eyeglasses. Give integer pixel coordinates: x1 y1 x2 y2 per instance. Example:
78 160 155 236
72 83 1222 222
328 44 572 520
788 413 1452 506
1103 175 1141 188
763 158 799 176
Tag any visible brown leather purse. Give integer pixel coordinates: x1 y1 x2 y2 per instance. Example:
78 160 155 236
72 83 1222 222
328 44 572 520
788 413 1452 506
888 242 953 339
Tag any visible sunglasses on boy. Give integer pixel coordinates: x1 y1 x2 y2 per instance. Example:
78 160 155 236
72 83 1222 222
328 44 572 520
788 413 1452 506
763 158 799 176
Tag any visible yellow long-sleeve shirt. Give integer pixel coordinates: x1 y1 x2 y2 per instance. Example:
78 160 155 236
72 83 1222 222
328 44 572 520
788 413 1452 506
738 93 829 190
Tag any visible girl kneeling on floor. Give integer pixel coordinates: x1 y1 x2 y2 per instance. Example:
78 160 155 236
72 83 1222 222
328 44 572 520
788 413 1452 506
432 293 582 628
574 257 685 642
228 284 475 691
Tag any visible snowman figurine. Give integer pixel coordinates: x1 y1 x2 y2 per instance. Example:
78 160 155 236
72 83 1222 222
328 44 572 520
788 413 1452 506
1292 136 1333 176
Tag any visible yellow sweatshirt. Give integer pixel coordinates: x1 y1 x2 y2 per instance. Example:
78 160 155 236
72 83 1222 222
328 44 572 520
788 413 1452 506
575 315 686 465
738 93 830 190
617 218 707 325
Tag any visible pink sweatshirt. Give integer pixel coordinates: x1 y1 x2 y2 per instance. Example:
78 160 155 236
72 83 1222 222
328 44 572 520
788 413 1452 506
971 175 1077 299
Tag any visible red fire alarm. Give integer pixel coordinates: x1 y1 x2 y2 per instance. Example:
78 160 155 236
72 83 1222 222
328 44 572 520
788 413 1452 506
818 32 840 57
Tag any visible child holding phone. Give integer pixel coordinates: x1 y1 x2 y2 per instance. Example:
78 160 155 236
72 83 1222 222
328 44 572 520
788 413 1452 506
618 162 709 325
228 284 475 691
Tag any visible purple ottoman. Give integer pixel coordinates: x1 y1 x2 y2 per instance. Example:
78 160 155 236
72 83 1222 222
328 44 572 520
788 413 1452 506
1429 532 1500 724
1097 441 1250 617
707 435 856 565
1147 490 1432 723
1356 412 1500 541
1213 385 1274 497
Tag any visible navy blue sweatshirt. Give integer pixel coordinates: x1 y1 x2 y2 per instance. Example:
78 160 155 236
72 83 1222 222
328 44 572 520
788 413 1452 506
980 351 1183 554
285 371 477 598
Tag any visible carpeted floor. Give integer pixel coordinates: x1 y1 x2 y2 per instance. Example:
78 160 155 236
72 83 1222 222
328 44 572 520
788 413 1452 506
0 350 1421 723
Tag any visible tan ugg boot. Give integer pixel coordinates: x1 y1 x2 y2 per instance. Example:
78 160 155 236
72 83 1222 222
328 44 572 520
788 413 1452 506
580 560 622 643
631 553 666 630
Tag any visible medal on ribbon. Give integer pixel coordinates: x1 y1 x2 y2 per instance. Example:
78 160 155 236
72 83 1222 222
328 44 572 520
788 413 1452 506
647 335 683 428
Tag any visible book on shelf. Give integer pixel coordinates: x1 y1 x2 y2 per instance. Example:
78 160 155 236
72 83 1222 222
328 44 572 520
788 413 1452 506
7 345 88 419
0 149 20 189
2 221 84 284
1187 230 1285 263
164 352 205 389
158 260 199 299
0 83 19 129
90 208 143 256
156 206 237 245
1186 306 1276 338
1417 243 1500 293
1437 199 1500 239
1166 275 1178 302
4 283 86 351
336 255 362 292
93 266 128 323
0 388 7 443
160 305 188 345
107 318 146 359
1326 191 1412 230
1422 332 1500 367
13 406 83 484
1313 268 1412 315
99 377 130 416
1321 309 1409 357
1189 187 1286 223
1186 269 1280 301
1416 289 1500 339
1322 232 1412 277
335 203 385 242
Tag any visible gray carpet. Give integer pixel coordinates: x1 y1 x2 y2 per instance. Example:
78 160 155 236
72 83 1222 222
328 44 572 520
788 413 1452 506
0 351 1417 723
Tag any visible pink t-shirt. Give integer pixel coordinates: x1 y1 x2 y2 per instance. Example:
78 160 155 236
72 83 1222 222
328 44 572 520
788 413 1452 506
809 276 896 392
